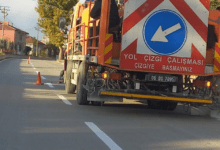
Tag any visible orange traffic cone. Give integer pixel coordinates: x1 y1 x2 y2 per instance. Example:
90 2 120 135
27 59 30 64
34 72 43 85
28 56 31 60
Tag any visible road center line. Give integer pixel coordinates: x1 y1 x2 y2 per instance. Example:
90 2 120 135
85 122 123 150
46 83 54 88
22 73 34 75
57 94 72 105
41 76 46 79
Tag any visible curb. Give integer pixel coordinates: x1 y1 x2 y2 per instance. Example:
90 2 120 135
0 55 6 61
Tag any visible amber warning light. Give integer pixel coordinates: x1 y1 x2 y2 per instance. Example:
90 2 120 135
102 73 122 80
102 73 108 79
206 81 211 87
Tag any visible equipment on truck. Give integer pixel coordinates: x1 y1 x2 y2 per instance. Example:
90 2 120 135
62 0 220 110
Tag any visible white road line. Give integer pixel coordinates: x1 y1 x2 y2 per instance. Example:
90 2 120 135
22 73 34 75
32 65 36 69
41 76 46 79
33 67 36 70
46 83 54 88
0 60 6 63
57 94 72 105
85 122 123 150
36 71 39 73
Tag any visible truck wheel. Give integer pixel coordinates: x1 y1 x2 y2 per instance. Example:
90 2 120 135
65 61 76 94
76 62 89 105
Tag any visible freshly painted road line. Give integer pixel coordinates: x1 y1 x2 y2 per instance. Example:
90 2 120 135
46 83 54 88
41 76 46 79
36 71 39 73
32 65 36 70
57 94 72 105
85 122 123 150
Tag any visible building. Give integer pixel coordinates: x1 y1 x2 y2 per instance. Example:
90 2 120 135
41 35 50 44
26 36 45 55
0 21 29 55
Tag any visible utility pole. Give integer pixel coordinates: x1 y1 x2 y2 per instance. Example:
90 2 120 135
0 6 10 40
35 23 40 57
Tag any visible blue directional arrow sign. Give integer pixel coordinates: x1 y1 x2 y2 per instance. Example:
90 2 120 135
143 9 187 55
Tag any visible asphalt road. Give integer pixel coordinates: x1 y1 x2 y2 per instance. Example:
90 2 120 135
0 57 220 150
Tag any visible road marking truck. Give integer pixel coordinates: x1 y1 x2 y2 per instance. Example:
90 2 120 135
62 0 220 110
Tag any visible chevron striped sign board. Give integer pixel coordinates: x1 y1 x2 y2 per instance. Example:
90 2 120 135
120 0 210 74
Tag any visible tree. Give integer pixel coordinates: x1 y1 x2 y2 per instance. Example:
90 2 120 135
6 40 11 50
35 0 77 59
32 37 38 47
0 40 3 49
3 40 7 50
10 42 14 50
210 0 220 10
0 39 3 53
43 43 59 57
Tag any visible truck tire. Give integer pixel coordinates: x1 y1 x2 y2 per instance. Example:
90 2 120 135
65 61 76 94
76 62 89 105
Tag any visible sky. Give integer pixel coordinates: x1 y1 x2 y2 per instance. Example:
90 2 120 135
0 0 44 41
0 0 87 41
0 0 116 41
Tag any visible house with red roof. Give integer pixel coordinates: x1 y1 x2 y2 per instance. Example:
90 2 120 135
26 36 45 55
0 21 29 55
